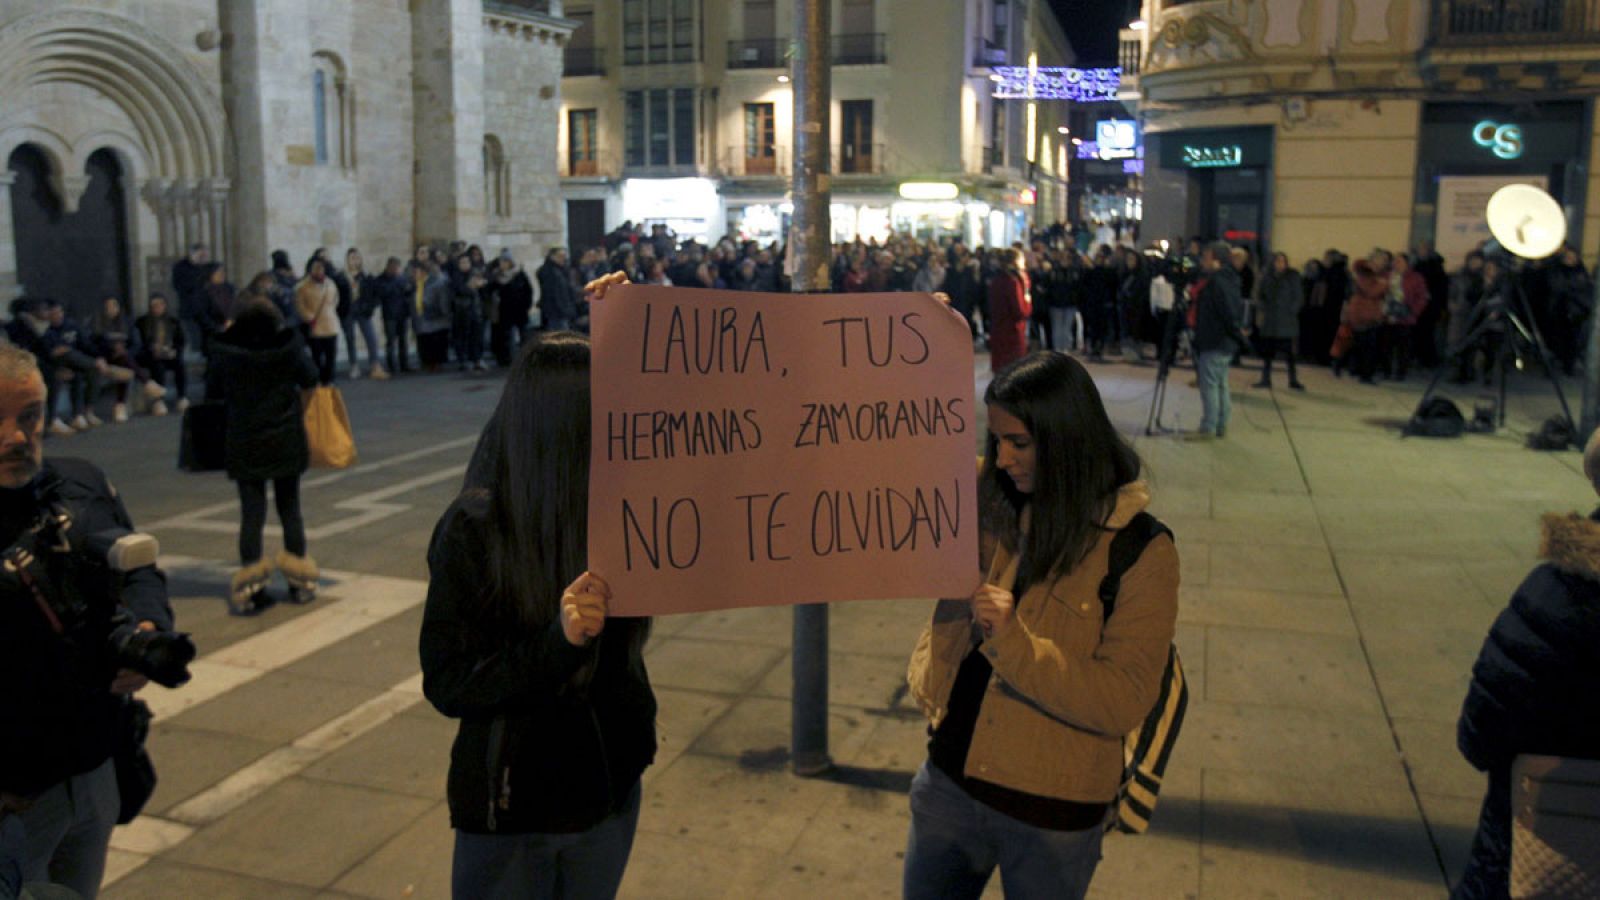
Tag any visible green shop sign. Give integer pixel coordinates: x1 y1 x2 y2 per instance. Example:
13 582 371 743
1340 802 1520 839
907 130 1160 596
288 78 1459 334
1181 144 1243 167
1159 127 1272 169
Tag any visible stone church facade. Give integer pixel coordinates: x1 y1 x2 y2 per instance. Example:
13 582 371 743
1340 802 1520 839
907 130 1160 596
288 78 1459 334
0 0 572 317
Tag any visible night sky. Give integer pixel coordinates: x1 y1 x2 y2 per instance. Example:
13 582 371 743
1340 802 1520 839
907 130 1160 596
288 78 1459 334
1047 0 1129 64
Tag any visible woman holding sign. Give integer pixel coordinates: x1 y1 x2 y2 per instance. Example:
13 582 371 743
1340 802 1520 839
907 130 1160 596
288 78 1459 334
905 351 1180 899
421 332 656 899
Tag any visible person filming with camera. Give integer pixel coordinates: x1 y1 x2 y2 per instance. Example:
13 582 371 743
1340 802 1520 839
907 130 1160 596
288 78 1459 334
0 344 190 899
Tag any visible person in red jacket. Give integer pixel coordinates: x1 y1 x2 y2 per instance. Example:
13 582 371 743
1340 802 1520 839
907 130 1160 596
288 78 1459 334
1341 258 1388 384
987 249 1032 373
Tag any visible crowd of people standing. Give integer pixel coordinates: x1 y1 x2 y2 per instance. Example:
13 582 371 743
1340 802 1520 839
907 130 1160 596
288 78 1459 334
8 220 1592 446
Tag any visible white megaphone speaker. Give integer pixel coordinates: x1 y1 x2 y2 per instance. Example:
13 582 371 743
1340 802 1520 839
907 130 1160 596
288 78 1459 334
1404 183 1578 446
1485 184 1567 261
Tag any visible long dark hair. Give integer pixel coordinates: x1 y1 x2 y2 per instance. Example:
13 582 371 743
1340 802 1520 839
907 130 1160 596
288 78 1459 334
462 333 650 672
980 351 1142 583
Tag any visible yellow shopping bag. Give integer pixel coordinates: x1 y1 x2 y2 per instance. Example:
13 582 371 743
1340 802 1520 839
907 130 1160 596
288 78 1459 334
303 386 357 469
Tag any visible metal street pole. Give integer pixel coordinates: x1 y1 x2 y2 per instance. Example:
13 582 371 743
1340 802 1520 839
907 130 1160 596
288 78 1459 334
790 0 833 777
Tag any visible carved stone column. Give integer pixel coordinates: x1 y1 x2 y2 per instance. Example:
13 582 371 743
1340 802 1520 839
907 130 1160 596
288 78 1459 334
169 182 200 251
142 179 176 258
202 180 231 264
0 172 17 300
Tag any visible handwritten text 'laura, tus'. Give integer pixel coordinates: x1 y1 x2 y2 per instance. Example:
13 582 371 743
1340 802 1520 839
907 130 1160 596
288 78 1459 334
637 302 934 374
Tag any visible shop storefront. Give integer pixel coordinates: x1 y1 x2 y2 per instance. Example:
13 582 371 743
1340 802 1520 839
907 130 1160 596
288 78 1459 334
1413 101 1590 267
1144 125 1274 259
620 177 725 245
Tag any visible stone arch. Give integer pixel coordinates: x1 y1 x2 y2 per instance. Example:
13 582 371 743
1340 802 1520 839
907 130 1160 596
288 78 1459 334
0 8 231 302
0 9 227 181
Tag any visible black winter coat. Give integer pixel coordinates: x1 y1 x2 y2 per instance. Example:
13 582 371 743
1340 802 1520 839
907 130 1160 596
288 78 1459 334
537 261 580 322
494 271 535 330
205 327 319 482
1453 511 1600 899
1546 263 1593 324
0 458 175 797
421 495 658 834
134 313 185 360
372 273 413 322
1193 266 1249 355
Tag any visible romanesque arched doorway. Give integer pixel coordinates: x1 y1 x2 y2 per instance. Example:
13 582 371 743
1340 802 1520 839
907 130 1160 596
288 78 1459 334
8 144 130 319
0 9 229 311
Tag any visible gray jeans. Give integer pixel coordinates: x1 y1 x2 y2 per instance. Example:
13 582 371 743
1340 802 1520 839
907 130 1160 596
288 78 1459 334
904 762 1104 900
17 758 119 900
452 781 641 900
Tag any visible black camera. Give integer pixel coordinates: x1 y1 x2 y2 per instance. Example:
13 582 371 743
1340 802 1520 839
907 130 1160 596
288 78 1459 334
0 504 195 689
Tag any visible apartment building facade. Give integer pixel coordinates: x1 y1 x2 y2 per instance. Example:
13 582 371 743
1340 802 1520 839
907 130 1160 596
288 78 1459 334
1123 0 1600 268
558 0 1075 251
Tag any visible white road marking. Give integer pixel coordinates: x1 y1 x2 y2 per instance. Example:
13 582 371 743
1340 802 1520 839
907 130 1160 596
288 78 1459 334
103 560 436 890
143 434 478 537
141 557 427 720
163 684 422 826
106 677 424 888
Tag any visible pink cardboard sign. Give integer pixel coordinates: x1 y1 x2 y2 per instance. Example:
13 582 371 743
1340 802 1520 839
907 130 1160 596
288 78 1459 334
588 286 979 616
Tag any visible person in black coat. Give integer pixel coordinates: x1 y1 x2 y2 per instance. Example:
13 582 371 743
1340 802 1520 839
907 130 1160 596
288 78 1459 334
421 332 655 899
488 256 535 368
0 341 179 899
1453 438 1600 900
448 255 486 372
1081 250 1120 360
205 298 320 615
171 243 211 357
537 248 580 333
372 257 414 374
1192 243 1250 439
135 293 187 414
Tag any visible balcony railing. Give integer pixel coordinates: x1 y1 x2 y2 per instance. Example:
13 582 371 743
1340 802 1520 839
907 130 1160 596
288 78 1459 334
973 37 1007 67
623 47 702 66
1432 0 1600 44
1119 34 1142 76
833 32 886 64
485 0 554 16
721 145 790 177
834 143 886 175
560 148 622 178
564 46 605 76
728 38 785 68
726 34 885 69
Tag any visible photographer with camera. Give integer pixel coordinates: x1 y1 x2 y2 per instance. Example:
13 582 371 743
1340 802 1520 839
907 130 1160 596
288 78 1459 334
0 344 189 899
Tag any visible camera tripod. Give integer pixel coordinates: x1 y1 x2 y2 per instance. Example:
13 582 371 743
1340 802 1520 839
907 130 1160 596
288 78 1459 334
1409 278 1576 441
1145 297 1190 436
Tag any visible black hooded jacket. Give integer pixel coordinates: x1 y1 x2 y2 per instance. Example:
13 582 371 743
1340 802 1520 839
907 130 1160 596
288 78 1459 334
205 326 319 482
1453 511 1600 899
421 494 657 835
1193 265 1249 354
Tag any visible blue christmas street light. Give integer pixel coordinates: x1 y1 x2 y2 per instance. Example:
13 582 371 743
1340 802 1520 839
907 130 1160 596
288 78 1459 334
989 66 1122 103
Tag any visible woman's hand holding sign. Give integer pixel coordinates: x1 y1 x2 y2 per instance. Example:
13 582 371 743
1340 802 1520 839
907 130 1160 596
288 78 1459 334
561 571 611 646
971 583 1016 639
585 271 630 301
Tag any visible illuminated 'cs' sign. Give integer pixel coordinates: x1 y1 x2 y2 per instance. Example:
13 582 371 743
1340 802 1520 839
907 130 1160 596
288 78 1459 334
1473 120 1524 160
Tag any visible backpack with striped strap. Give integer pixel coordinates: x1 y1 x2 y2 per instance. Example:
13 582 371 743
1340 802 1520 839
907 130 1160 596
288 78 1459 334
1098 511 1188 835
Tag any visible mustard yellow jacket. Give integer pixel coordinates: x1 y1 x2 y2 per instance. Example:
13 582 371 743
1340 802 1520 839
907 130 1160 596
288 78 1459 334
906 481 1179 804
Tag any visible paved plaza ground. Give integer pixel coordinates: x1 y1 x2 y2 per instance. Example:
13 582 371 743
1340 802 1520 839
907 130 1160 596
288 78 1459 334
65 350 1589 899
